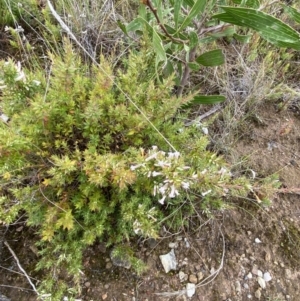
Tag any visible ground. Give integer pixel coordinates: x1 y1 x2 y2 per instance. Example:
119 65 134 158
0 102 299 301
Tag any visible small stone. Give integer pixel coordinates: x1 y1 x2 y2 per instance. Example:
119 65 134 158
263 272 272 282
210 267 216 275
186 283 196 297
197 271 204 281
169 242 178 249
285 269 292 279
257 277 266 289
105 262 112 269
179 271 188 282
159 249 177 273
247 294 252 299
252 266 259 275
255 238 262 244
195 264 201 271
182 257 188 266
189 274 198 284
102 293 107 300
247 231 252 236
104 284 110 289
184 238 190 248
243 283 249 289
286 295 290 299
257 270 263 278
265 251 271 262
280 262 285 268
255 288 261 299
235 281 241 294
245 272 253 280
84 282 91 288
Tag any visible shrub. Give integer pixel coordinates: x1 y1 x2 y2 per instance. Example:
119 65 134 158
0 40 278 299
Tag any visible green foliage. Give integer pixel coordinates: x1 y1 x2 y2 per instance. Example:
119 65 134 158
122 0 300 99
0 41 277 299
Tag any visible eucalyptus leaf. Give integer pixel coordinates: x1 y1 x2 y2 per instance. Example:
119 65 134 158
174 0 183 29
192 95 226 104
213 7 300 50
196 49 225 66
178 0 207 32
285 6 300 24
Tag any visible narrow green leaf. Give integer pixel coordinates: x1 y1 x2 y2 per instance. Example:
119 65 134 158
183 0 195 7
178 0 207 32
231 0 260 9
117 21 128 36
174 0 183 29
233 33 252 43
213 7 300 50
195 49 225 66
153 28 167 64
285 6 300 24
192 95 226 104
199 26 235 44
164 24 189 41
189 31 199 49
126 19 142 32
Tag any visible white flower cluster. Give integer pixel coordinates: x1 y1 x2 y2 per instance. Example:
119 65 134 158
131 146 192 205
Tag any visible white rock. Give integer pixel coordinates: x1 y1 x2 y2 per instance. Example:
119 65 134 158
255 238 262 243
159 249 177 273
186 283 196 297
245 272 253 280
257 277 266 289
247 294 252 299
255 289 261 299
263 272 272 282
179 271 188 282
184 238 190 248
168 242 178 249
243 283 249 289
257 270 263 278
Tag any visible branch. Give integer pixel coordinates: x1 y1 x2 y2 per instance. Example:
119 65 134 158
144 0 188 44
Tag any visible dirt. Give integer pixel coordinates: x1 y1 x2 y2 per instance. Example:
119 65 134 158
0 101 300 301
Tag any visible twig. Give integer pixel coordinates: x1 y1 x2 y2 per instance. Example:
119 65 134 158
4 241 39 295
185 104 221 126
143 0 188 44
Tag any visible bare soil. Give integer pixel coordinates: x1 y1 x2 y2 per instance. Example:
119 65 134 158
0 102 300 301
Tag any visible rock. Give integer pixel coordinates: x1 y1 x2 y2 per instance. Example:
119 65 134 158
255 238 262 243
285 269 292 279
189 274 198 284
186 283 196 297
210 267 216 275
254 288 261 299
263 272 272 282
197 271 204 281
257 270 263 278
257 277 266 289
84 281 91 288
179 271 188 282
169 242 178 249
102 293 107 300
243 283 249 289
159 249 177 273
110 250 131 269
184 238 190 248
264 251 271 262
0 294 10 301
245 272 253 280
252 266 259 275
105 262 113 269
247 294 252 299
235 281 241 294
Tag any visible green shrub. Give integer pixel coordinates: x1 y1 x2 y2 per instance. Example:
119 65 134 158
0 40 278 299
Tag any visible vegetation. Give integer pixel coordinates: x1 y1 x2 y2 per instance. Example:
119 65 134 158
0 0 299 299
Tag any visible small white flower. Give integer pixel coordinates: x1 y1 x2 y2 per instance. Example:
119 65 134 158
130 163 144 171
145 153 158 161
15 71 25 81
159 183 168 194
15 26 24 33
201 127 208 135
158 195 166 204
201 169 207 175
133 220 142 234
181 181 190 189
202 189 212 197
155 160 171 168
152 171 162 177
4 26 10 32
32 80 41 86
169 185 179 198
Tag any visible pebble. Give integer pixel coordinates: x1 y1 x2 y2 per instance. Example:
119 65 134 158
254 288 261 299
179 271 188 282
252 266 259 275
186 283 196 297
243 283 249 289
257 277 266 289
169 242 178 249
159 249 177 273
263 272 272 282
257 270 263 278
245 272 253 280
102 293 107 300
197 271 204 281
235 281 241 294
104 284 110 289
255 238 262 243
265 251 271 262
189 274 198 284
247 294 252 299
84 282 90 288
105 262 112 269
285 269 292 279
